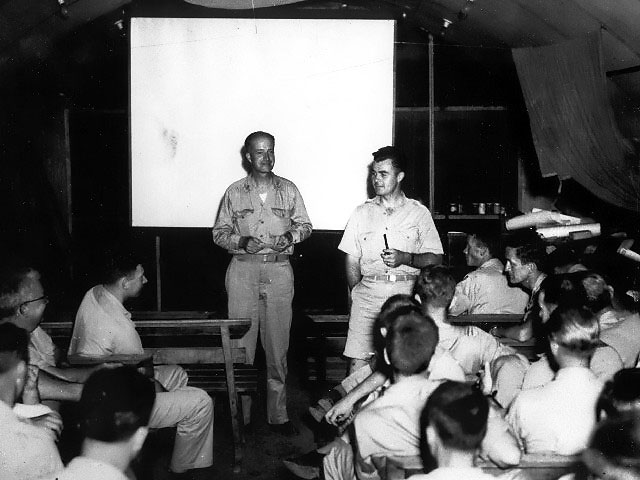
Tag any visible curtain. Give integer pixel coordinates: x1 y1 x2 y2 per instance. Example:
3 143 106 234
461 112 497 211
512 33 640 212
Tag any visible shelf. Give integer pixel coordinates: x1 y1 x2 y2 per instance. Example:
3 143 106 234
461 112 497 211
433 214 500 220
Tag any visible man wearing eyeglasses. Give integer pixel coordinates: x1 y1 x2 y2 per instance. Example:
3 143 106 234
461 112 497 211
0 265 107 403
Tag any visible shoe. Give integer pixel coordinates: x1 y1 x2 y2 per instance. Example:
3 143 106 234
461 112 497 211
283 450 323 479
270 420 299 436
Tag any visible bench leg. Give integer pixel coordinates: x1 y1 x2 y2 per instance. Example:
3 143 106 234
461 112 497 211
221 326 243 473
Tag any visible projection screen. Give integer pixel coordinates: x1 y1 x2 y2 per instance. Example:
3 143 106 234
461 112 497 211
130 17 395 229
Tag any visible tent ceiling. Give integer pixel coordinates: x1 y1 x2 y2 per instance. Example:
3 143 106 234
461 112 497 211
1 0 640 96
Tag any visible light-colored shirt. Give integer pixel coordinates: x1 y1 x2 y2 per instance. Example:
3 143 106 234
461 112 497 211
338 193 443 276
28 326 57 369
507 366 603 455
69 285 144 356
40 456 128 480
599 311 640 368
212 174 312 255
522 347 623 390
436 320 519 376
0 401 63 480
449 259 529 316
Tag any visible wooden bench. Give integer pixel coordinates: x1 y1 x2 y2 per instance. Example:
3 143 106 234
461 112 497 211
41 312 255 473
304 313 536 383
382 453 579 480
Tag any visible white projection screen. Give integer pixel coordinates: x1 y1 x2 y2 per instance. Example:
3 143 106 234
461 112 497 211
130 17 395 229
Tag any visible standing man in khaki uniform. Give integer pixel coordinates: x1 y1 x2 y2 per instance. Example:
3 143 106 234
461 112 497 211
213 131 312 435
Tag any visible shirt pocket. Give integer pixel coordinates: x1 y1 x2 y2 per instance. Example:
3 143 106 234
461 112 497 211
232 208 255 236
387 226 420 253
358 231 382 260
269 207 292 235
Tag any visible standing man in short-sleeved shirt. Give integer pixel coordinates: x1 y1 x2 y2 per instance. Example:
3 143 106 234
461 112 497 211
338 146 443 373
212 131 312 435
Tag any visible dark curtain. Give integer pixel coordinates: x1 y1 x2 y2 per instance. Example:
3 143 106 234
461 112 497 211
512 33 640 212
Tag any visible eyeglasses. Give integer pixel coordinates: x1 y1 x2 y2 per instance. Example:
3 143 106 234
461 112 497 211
20 295 49 308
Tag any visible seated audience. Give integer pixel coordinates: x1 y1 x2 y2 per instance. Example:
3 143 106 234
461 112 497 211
580 271 640 368
0 265 100 403
42 366 156 480
68 250 215 477
0 322 63 479
596 368 640 419
409 381 496 480
319 295 465 428
0 262 214 478
449 233 528 316
507 305 604 455
415 265 529 409
492 234 547 342
522 274 623 389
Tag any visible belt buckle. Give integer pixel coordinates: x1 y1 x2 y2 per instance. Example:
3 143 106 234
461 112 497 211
388 274 397 282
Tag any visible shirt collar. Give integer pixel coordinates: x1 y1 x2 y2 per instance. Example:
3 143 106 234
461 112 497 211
367 192 408 208
96 285 131 320
243 174 282 192
479 258 503 271
532 273 547 294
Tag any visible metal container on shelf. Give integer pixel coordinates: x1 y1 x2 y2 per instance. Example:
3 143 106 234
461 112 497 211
478 202 486 214
493 202 501 214
449 202 458 214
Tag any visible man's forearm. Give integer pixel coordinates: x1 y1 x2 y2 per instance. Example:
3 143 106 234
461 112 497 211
345 255 362 289
38 371 83 402
413 252 443 268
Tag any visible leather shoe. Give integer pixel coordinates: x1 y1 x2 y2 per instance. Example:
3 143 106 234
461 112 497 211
269 421 299 436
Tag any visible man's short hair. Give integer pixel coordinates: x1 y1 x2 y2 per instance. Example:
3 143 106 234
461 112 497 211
371 146 406 173
376 294 421 331
583 414 640 480
101 250 139 286
504 232 547 271
468 233 498 259
544 305 599 358
597 368 640 420
415 265 456 309
244 131 274 150
0 323 29 374
578 271 613 313
385 307 438 375
539 273 584 308
0 265 37 319
420 381 488 452
80 367 156 442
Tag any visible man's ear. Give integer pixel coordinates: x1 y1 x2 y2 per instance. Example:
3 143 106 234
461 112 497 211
130 427 149 455
380 327 388 338
397 171 405 183
426 425 438 451
245 151 252 163
120 275 130 290
14 360 27 396
549 337 560 357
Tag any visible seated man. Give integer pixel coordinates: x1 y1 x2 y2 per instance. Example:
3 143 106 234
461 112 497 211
0 322 63 479
449 233 529 316
492 234 548 342
415 266 529 409
0 265 100 403
322 306 519 480
68 251 215 476
580 271 640 369
411 381 496 480
507 305 604 455
43 366 156 480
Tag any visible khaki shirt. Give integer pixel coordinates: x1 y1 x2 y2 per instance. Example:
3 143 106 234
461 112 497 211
338 193 443 276
212 174 312 255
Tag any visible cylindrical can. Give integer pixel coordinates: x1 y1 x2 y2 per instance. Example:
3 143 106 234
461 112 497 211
493 202 501 214
472 202 479 214
478 202 486 215
458 203 464 214
449 202 458 214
